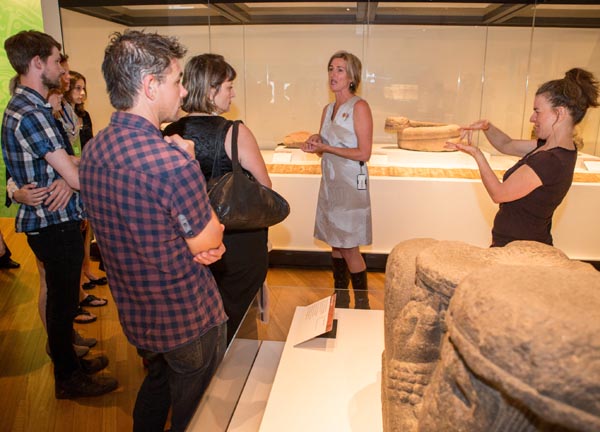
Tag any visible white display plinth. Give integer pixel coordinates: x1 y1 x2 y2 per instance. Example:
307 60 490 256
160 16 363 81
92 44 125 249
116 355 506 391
263 146 600 261
259 308 384 432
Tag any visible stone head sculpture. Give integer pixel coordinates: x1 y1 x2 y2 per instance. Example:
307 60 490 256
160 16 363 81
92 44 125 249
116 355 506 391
383 239 598 432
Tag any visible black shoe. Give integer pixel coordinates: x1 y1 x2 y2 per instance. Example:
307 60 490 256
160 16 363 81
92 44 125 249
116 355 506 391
74 344 90 358
80 355 109 374
0 258 20 269
45 341 89 358
73 330 97 348
354 293 371 310
88 276 107 286
334 289 350 308
55 370 118 399
81 281 96 290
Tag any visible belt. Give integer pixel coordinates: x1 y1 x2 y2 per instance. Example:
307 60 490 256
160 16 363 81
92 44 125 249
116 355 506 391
26 220 81 236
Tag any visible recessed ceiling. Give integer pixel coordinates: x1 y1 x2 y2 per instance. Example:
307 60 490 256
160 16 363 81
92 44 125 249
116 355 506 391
58 1 600 27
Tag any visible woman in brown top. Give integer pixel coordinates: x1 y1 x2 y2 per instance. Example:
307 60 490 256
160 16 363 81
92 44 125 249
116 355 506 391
447 68 599 247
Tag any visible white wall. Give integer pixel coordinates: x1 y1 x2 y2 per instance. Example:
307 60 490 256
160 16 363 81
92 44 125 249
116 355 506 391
59 9 600 155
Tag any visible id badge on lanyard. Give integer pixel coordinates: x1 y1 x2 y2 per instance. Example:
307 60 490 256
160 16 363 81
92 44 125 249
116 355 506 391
357 161 367 190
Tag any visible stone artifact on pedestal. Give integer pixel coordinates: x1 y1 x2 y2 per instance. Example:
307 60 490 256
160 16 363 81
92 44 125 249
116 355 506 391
384 116 461 152
382 239 600 432
282 131 311 148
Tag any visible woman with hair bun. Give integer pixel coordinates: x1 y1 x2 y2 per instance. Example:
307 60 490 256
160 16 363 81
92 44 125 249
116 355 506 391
446 68 599 247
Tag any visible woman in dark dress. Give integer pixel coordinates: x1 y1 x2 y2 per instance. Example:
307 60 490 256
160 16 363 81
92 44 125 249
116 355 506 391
63 71 108 290
447 68 599 247
163 54 271 344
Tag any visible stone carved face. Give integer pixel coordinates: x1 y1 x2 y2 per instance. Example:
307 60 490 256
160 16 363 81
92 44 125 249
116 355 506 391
419 338 504 432
393 300 441 363
384 298 444 432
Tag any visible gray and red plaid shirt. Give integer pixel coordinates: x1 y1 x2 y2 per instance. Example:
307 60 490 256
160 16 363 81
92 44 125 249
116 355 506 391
80 111 226 352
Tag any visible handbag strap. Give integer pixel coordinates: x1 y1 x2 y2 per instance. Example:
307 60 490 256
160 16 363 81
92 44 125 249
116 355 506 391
209 119 232 180
230 120 242 173
210 119 242 180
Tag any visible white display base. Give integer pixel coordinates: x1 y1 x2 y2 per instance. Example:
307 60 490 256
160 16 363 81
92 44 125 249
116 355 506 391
263 146 600 261
259 308 385 432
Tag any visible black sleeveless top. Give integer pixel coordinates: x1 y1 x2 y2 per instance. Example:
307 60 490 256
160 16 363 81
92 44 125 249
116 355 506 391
163 115 234 181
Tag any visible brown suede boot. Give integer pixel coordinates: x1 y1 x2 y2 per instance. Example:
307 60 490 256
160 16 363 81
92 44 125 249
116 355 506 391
351 270 370 310
332 257 350 308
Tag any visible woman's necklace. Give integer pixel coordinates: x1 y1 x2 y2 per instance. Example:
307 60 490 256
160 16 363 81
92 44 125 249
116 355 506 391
187 112 214 117
332 95 353 121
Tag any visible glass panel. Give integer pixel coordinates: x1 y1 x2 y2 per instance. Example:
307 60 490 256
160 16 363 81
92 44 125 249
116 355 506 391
59 1 600 154
366 24 489 145
527 22 600 155
242 23 366 146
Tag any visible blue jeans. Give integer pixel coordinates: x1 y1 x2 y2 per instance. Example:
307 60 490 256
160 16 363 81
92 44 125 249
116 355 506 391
26 221 83 380
133 322 227 432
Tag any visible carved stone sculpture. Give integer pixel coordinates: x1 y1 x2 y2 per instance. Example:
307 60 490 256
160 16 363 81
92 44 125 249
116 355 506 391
382 239 600 432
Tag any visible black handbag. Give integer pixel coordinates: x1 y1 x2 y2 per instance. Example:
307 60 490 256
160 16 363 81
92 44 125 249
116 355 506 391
208 120 290 230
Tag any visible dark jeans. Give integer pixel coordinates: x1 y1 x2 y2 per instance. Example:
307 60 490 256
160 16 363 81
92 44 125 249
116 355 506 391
26 221 83 380
133 322 227 432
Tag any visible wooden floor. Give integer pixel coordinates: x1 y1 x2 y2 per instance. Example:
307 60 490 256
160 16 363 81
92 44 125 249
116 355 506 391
0 217 385 432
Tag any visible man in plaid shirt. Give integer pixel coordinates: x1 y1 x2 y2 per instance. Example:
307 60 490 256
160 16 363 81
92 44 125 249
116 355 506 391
79 30 227 432
2 30 118 399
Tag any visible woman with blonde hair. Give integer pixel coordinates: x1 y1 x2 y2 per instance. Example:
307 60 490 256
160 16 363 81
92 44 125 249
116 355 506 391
301 51 373 309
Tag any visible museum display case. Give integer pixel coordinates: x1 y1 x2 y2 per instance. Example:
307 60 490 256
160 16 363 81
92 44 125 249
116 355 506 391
57 1 600 155
53 0 600 260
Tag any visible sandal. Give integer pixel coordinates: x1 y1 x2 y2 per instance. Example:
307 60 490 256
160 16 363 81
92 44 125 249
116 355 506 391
87 276 108 286
74 307 97 324
80 294 108 308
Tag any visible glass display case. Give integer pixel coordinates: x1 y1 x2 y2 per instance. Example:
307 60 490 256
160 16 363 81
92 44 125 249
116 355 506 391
55 0 600 260
58 1 600 155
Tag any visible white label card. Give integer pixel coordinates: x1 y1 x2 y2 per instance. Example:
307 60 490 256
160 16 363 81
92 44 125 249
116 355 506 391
293 295 336 347
583 160 600 172
272 152 293 163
